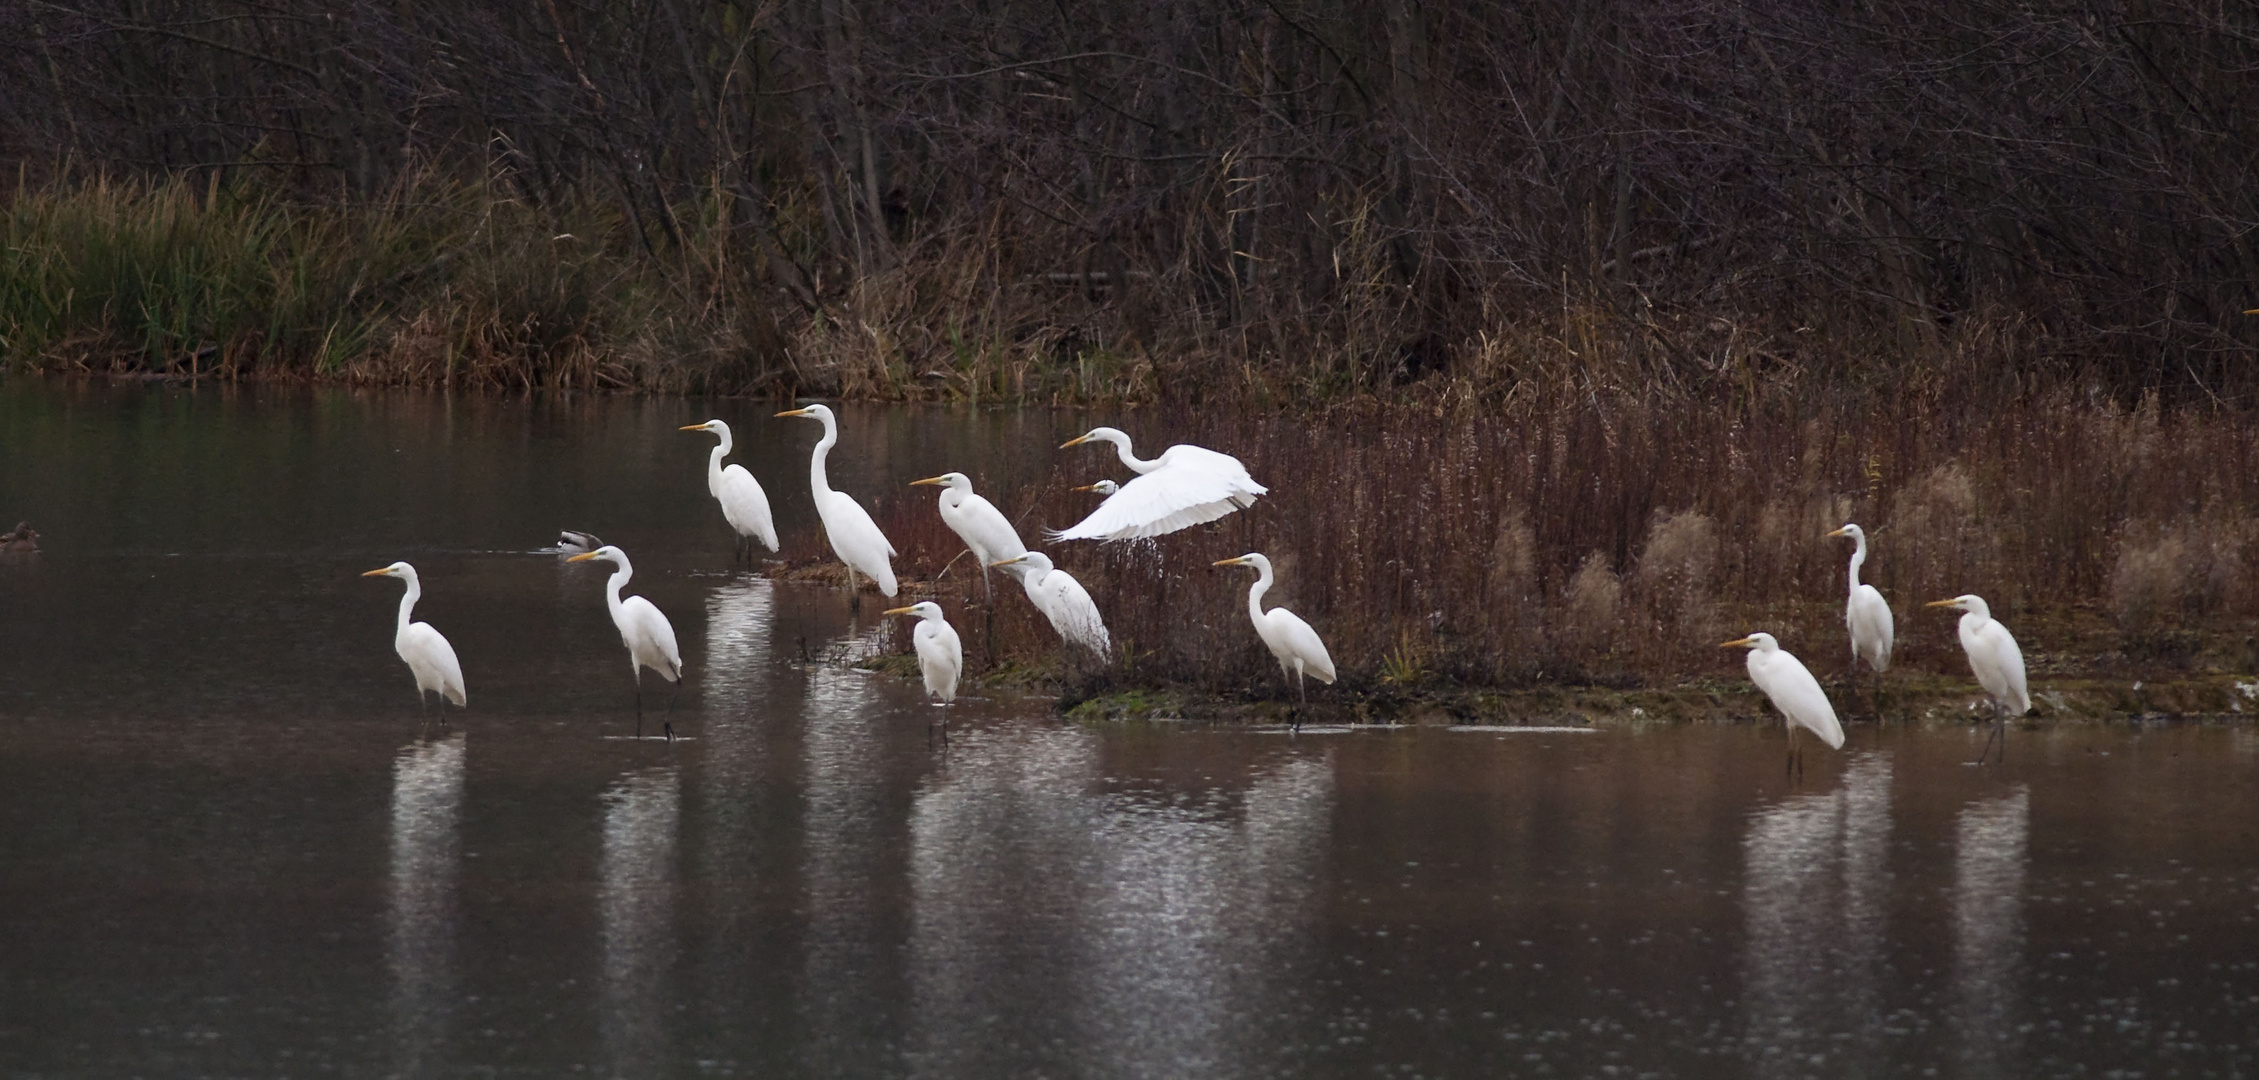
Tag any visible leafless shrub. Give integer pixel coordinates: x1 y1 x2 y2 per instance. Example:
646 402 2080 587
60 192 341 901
1559 552 1624 662
2110 519 2251 630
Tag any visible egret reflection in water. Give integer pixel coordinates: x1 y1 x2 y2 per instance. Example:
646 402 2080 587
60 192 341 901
600 767 682 1076
1953 786 2030 1076
800 647 903 1075
388 732 465 1075
1742 753 1893 1075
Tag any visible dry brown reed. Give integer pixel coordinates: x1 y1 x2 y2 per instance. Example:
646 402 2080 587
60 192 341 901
840 385 2259 699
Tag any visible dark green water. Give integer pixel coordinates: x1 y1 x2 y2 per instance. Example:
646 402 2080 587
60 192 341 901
1 379 2254 1078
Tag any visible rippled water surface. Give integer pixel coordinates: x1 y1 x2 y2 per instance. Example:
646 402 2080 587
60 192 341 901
2 381 2255 1077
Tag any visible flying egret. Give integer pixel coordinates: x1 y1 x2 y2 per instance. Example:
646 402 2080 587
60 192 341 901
990 552 1111 657
777 404 897 607
910 472 1026 600
557 530 604 555
1722 632 1843 778
885 602 963 739
1826 524 1894 711
1051 427 1267 541
1926 595 2029 765
362 562 467 715
1214 553 1336 715
566 545 684 740
681 419 779 563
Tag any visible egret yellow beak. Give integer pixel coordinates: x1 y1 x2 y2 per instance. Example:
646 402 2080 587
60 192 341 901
1060 433 1093 448
1825 526 1851 538
909 476 947 486
677 423 709 431
360 568 392 577
1720 636 1757 648
566 552 600 563
1213 557 1247 568
1070 482 1105 492
1924 598 1961 609
776 407 812 417
882 606 917 616
990 556 1025 568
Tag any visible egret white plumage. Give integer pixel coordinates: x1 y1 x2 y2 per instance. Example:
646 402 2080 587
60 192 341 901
1051 427 1266 542
1927 594 2029 764
1722 632 1843 778
1213 553 1335 710
681 419 779 562
362 562 467 714
990 552 1111 657
777 404 897 606
1826 524 1894 709
884 603 963 740
911 472 1026 600
566 545 685 739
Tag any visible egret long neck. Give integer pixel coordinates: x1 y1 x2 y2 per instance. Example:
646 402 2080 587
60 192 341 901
395 579 421 636
708 443 729 492
1847 534 1869 592
1108 435 1158 474
809 417 838 496
605 562 632 619
1246 563 1274 624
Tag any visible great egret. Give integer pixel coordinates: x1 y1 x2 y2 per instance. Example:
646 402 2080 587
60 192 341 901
990 552 1111 657
566 545 684 739
1926 595 2029 765
884 602 963 738
1071 480 1119 497
1214 553 1336 710
1722 632 1843 778
557 530 604 555
362 562 467 714
1826 524 1894 710
1051 427 1267 542
911 472 1026 600
681 419 779 562
777 404 898 606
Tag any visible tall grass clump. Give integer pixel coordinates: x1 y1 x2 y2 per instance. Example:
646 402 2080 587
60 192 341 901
866 383 2259 700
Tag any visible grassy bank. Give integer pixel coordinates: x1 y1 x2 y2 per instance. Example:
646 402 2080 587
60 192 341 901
776 390 2259 721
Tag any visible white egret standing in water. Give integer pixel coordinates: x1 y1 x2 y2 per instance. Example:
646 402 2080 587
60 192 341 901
1927 595 2029 765
362 562 467 715
1826 524 1894 712
567 546 684 740
1722 632 1843 779
910 472 1026 601
681 420 779 563
777 404 897 607
1214 554 1336 714
991 552 1111 657
1051 427 1266 541
884 602 963 739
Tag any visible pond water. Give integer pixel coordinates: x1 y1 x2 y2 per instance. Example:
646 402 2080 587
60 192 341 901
1 380 2255 1078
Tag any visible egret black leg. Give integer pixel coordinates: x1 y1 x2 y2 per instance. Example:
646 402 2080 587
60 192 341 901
663 676 682 741
634 680 644 740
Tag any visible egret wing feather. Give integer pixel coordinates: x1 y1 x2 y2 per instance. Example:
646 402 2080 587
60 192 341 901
941 491 1026 567
717 464 780 551
1748 648 1844 749
1964 619 2029 714
1262 608 1336 684
914 620 964 703
1038 570 1111 654
817 490 900 595
620 595 683 682
1049 466 1248 542
399 622 467 706
1847 584 1894 672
